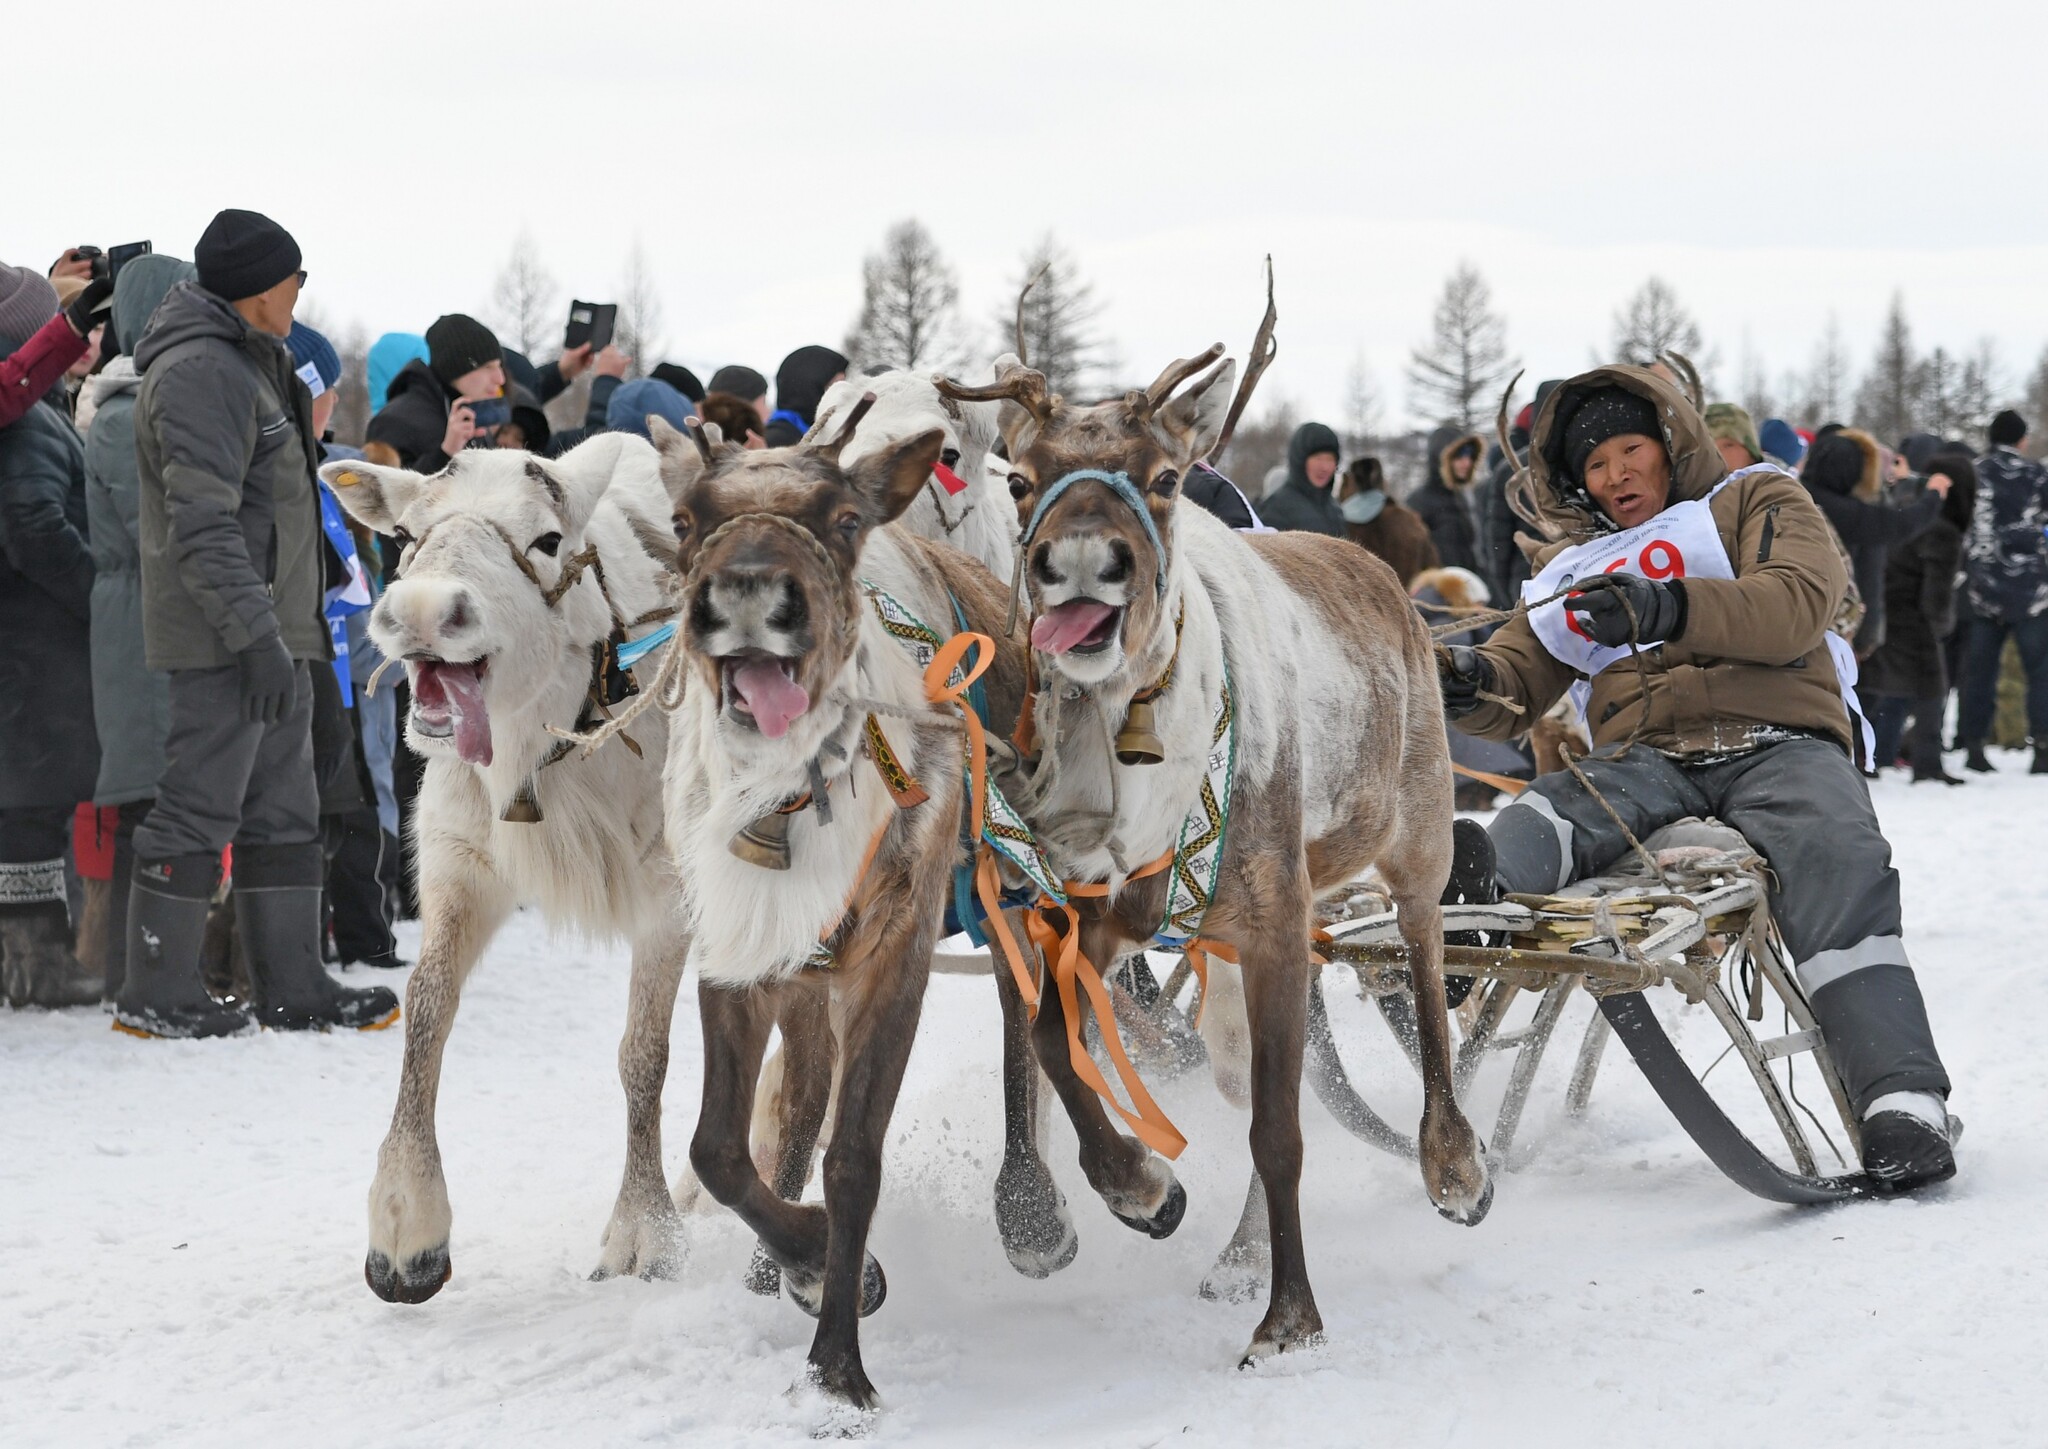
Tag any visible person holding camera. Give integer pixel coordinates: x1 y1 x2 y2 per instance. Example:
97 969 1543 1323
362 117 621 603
363 313 508 472
0 252 114 430
121 208 396 1039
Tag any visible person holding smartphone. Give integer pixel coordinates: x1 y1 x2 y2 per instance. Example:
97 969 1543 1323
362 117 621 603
363 313 505 472
0 255 114 429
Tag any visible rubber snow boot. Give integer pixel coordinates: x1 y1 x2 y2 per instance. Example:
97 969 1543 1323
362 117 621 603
1440 818 1501 1010
2032 744 2048 776
1861 1096 1956 1194
1963 742 1994 773
0 900 103 1009
114 855 252 1039
235 844 398 1032
1908 736 1966 786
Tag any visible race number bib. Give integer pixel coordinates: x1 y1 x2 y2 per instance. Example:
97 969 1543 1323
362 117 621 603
1521 469 1762 675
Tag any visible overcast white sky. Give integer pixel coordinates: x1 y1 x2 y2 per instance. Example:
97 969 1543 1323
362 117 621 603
10 0 2046 427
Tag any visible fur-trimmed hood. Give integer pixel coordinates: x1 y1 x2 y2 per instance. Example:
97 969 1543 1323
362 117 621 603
1426 426 1486 491
1509 365 1729 548
1408 565 1490 611
1803 427 1884 503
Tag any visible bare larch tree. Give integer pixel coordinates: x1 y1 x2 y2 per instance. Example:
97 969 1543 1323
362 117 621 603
1791 314 1854 429
844 218 966 373
615 241 665 378
1609 277 1716 391
999 234 1114 396
1854 292 1920 443
489 230 560 358
1407 262 1517 432
1343 348 1385 455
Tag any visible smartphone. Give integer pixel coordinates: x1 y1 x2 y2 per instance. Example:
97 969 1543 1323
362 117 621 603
465 397 512 430
108 241 153 281
564 300 617 353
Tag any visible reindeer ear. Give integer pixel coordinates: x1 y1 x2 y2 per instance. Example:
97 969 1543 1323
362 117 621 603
548 431 656 535
1153 358 1237 461
320 458 424 534
647 414 710 513
851 427 946 528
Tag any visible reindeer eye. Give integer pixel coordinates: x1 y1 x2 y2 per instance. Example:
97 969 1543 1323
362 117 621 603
1152 470 1181 497
391 527 414 550
672 511 694 544
940 448 961 468
531 532 562 557
1008 473 1032 501
835 511 862 538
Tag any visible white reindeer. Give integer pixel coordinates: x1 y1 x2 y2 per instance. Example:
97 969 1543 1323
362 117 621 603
321 434 697 1301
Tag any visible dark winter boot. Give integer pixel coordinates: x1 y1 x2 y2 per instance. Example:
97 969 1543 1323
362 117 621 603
1440 818 1502 1010
0 900 103 1009
1908 736 1966 786
1963 741 1994 773
1861 1099 1956 1194
235 844 398 1032
2032 744 2048 776
114 854 253 1039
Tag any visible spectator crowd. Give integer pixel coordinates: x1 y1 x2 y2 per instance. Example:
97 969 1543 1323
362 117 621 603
3 209 2045 1032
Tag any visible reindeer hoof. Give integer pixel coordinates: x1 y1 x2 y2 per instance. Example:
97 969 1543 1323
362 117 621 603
796 1358 882 1427
743 1243 783 1296
1438 1170 1495 1227
365 1245 450 1304
1112 1178 1187 1240
784 1253 887 1319
995 1159 1079 1278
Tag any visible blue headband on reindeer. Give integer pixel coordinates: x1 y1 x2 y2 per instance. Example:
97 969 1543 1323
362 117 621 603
1020 469 1170 600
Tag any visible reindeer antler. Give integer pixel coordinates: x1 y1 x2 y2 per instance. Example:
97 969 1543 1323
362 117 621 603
935 361 1056 425
811 391 878 462
1140 343 1226 417
1660 351 1706 412
1014 261 1051 365
682 416 719 468
1208 254 1278 461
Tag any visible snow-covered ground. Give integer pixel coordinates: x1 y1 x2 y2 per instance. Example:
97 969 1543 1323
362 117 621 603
5 757 2044 1448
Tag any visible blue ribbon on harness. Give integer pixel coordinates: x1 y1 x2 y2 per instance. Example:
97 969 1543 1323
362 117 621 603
614 621 676 671
1021 469 1169 599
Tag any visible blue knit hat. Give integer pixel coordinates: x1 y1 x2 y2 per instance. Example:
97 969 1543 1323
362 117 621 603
287 321 341 398
367 332 429 411
606 377 693 438
1758 417 1806 469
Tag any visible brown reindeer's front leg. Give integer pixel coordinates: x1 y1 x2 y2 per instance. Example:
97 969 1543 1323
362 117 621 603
991 937 1078 1277
364 872 512 1303
593 928 690 1281
1234 849 1324 1363
795 905 935 1411
689 983 832 1285
743 977 836 1296
1026 912 1186 1235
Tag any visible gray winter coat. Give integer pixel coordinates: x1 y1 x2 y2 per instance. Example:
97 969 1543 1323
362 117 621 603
83 254 196 805
133 282 327 670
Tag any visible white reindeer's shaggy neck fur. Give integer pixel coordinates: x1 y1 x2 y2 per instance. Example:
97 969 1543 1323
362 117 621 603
667 530 963 986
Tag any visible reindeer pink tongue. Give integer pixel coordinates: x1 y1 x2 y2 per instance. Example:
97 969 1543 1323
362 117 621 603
730 657 810 739
1031 600 1118 655
414 660 494 766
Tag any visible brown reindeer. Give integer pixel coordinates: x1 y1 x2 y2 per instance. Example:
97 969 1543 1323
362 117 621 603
646 408 1029 1415
937 349 1491 1366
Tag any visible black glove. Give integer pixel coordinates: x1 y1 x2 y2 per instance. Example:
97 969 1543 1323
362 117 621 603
1439 646 1493 720
1568 573 1687 649
236 635 297 724
65 276 114 338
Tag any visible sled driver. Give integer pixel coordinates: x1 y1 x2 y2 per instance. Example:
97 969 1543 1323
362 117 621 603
1438 364 1956 1193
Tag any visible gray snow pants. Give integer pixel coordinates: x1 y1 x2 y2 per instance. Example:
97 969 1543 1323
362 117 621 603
133 664 320 860
1488 735 1950 1114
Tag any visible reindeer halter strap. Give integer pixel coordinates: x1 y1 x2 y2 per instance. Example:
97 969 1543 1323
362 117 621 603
1021 469 1169 599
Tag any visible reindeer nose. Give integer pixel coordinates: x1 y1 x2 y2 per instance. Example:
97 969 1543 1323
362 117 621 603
378 578 482 654
1031 543 1065 588
1098 539 1134 587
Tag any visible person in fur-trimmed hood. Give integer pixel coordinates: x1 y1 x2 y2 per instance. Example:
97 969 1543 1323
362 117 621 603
1801 427 1944 659
1438 364 1959 1193
1409 425 1488 575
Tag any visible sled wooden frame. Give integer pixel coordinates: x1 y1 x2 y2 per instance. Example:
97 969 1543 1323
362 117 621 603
1141 875 1876 1205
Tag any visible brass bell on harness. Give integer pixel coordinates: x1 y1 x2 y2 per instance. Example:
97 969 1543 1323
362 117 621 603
501 778 544 824
729 811 794 870
1114 698 1167 766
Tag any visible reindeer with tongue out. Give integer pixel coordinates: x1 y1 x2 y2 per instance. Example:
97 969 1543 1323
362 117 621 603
319 433 778 1306
936 348 1492 1368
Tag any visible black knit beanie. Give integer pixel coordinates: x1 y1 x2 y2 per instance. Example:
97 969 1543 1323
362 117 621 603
1990 409 2028 447
194 209 301 302
426 313 502 386
652 362 705 404
707 364 768 402
1562 386 1664 482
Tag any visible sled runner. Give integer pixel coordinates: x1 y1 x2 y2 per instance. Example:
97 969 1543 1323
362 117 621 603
1128 820 1878 1204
